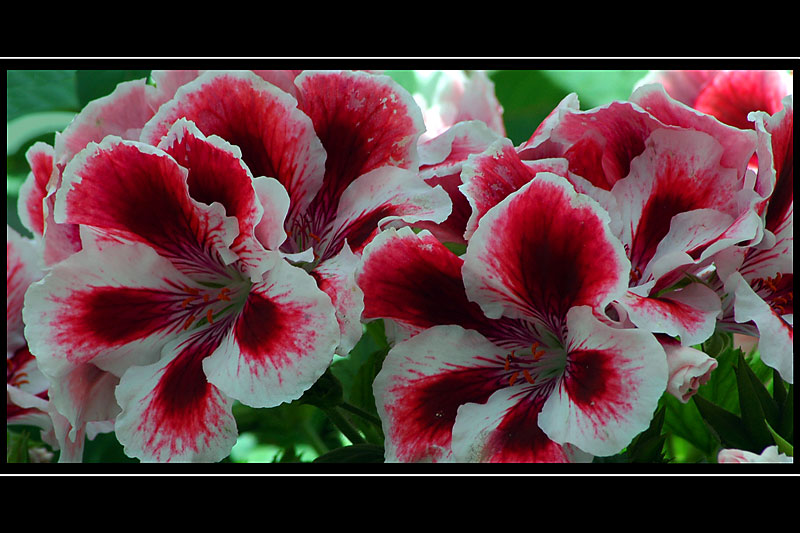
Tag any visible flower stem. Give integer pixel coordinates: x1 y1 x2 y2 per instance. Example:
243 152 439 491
322 407 366 445
339 402 382 428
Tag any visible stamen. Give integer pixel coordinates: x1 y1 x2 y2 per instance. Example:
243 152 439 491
533 349 545 361
509 371 520 387
217 287 231 301
206 308 214 324
309 232 321 242
764 278 777 292
183 315 196 330
203 294 210 303
185 287 200 295
504 355 511 371
181 296 194 309
522 369 535 384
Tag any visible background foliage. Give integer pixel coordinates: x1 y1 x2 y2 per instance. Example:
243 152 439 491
7 67 792 464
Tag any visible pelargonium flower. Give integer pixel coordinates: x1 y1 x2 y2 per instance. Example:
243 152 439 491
137 69 452 354
358 173 668 462
712 95 793 383
512 84 763 348
657 335 718 403
24 119 341 462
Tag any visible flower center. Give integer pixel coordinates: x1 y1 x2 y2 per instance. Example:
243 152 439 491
503 341 564 387
755 272 793 315
177 279 250 331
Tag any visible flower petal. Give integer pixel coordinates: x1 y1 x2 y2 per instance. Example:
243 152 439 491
7 225 42 353
373 325 509 462
18 142 54 237
141 70 327 227
463 173 629 328
202 257 340 408
619 282 722 347
357 227 536 347
319 165 452 261
295 70 424 228
114 327 238 462
658 335 718 403
451 386 592 463
56 136 239 280
23 235 208 377
538 306 668 457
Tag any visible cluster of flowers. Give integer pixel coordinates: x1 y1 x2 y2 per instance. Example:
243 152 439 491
7 69 793 463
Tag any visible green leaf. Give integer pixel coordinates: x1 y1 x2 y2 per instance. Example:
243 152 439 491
298 367 344 409
779 384 793 443
627 405 668 463
766 420 793 457
312 443 385 463
6 429 30 463
662 394 718 456
737 351 781 430
75 70 151 108
697 344 741 414
693 394 754 451
7 70 79 121
772 368 787 408
735 351 775 451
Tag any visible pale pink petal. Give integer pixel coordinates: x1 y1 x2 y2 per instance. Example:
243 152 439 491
619 282 722 347
374 325 509 462
633 70 721 106
538 306 668 457
7 226 42 353
54 78 161 166
516 93 581 160
718 445 793 463
202 257 340 408
141 70 327 228
657 335 718 403
114 327 238 462
252 176 291 252
463 173 629 326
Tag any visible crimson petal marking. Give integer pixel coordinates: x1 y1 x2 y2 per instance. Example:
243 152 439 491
374 325 510 463
357 227 536 348
619 282 722 347
141 70 326 227
460 138 571 240
630 83 757 178
22 239 203 378
633 70 721 107
7 226 42 353
320 166 451 261
295 70 424 229
18 142 54 237
54 78 160 166
693 70 792 131
204 257 339 408
538 307 668 457
114 326 237 462
451 387 591 463
463 173 629 329
56 136 238 279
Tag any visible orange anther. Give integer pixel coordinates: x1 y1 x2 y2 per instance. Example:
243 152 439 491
533 350 545 361
764 278 777 292
309 232 321 242
185 287 200 295
522 369 535 384
217 288 231 301
203 294 210 303
509 371 520 387
183 315 195 330
181 296 194 309
504 355 511 371
206 308 214 324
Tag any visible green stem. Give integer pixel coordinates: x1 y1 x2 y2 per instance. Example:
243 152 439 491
323 407 366 445
302 419 329 456
339 402 382 428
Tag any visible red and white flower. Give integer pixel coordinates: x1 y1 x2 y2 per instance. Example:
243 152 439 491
138 70 451 355
717 445 793 463
359 174 668 462
24 120 341 462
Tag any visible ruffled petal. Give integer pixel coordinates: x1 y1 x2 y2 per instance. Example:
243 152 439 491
202 257 340 408
451 387 592 463
114 327 238 462
538 306 668 457
18 142 54 237
460 137 571 239
55 136 239 280
357 227 536 348
318 165 452 261
252 176 291 252
295 70 424 228
7 226 43 353
634 70 721 107
374 325 509 462
141 70 327 227
310 244 364 356
23 236 212 377
725 271 793 383
463 173 629 329
619 282 722 347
